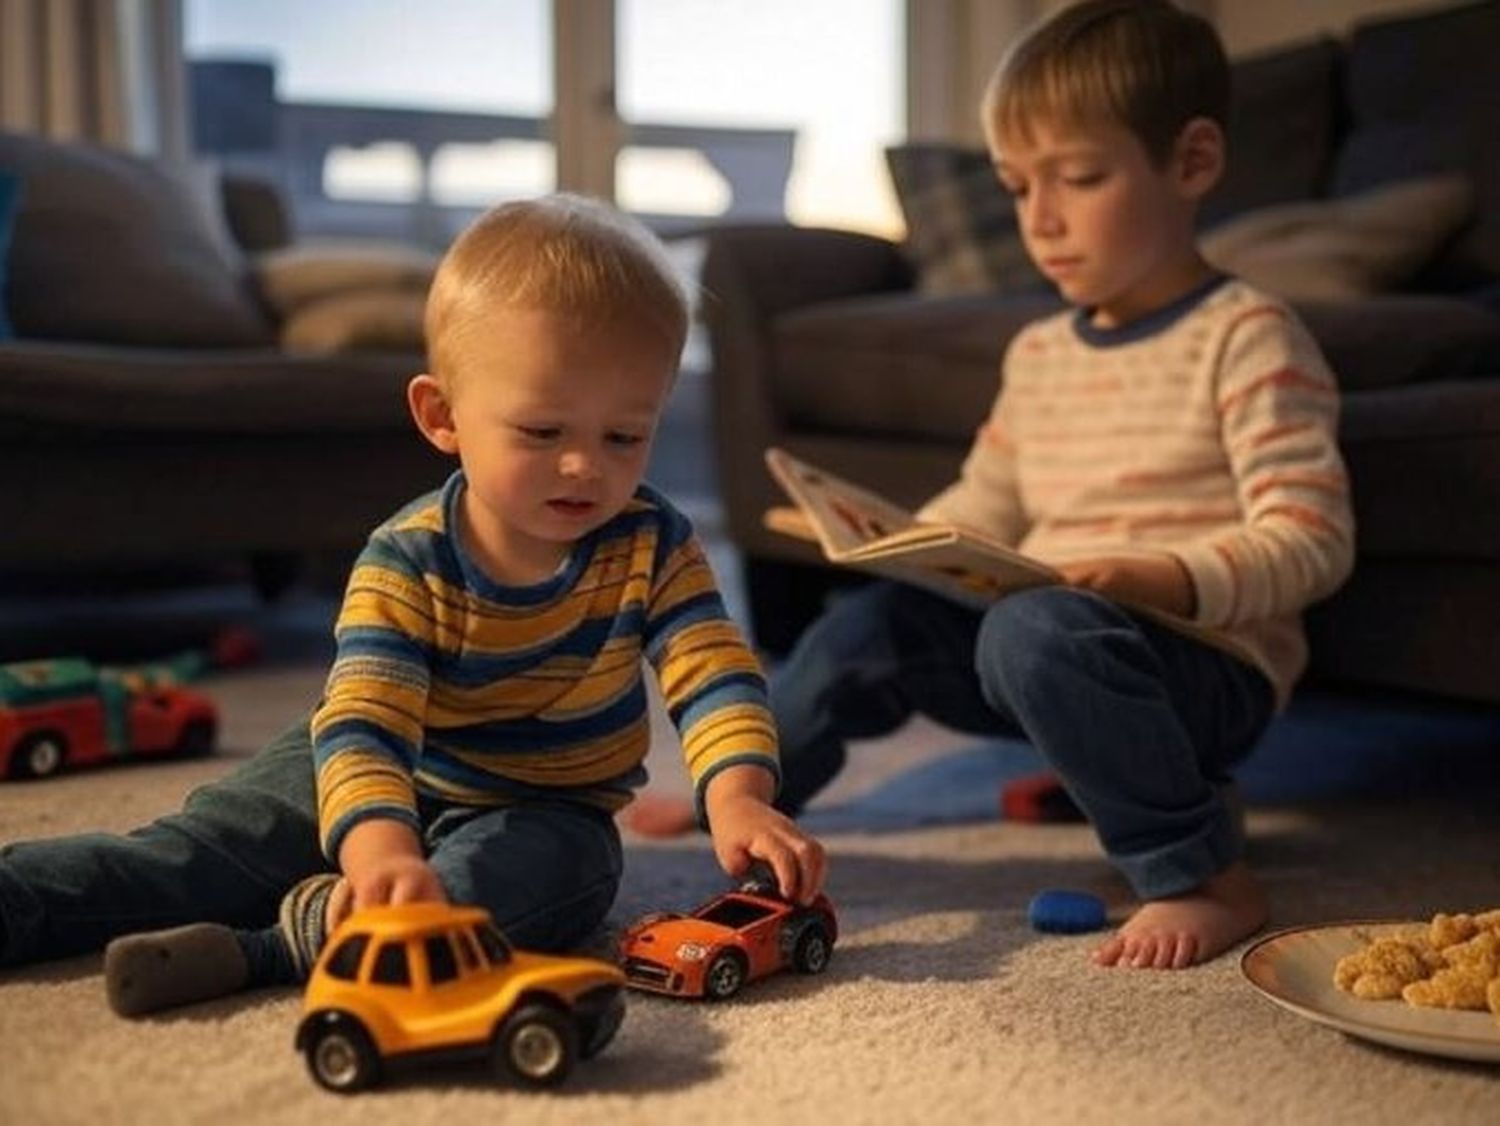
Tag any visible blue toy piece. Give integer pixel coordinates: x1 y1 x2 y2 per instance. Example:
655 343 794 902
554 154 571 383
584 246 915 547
1027 889 1108 934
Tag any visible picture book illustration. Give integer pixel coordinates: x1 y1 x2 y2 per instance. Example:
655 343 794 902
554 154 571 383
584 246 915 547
763 447 1060 610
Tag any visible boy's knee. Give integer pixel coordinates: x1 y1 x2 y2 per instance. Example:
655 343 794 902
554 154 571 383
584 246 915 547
975 587 1125 704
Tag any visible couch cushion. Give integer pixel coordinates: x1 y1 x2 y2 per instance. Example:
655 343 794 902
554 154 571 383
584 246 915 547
1340 380 1500 560
1202 175 1473 301
772 292 1062 442
1334 0 1500 289
0 341 418 434
254 241 437 317
280 289 428 354
1200 37 1343 227
1293 295 1500 392
0 132 273 347
885 144 1046 298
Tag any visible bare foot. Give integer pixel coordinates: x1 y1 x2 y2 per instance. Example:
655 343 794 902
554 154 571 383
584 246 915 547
1092 862 1267 970
621 792 698 838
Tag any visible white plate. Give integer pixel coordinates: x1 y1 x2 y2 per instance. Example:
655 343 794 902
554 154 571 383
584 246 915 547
1241 920 1500 1063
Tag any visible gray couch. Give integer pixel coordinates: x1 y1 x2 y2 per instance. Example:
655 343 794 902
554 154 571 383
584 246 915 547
703 0 1500 706
0 131 446 594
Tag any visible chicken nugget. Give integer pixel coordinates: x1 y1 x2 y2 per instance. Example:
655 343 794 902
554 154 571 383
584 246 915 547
1402 961 1494 1011
1334 937 1438 1000
1473 908 1500 932
1438 929 1500 971
1487 976 1500 1023
1428 912 1480 949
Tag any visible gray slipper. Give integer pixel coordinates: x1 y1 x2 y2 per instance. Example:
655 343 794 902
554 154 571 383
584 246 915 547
104 923 249 1018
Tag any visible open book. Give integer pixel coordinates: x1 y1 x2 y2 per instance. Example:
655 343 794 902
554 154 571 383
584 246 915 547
764 447 1243 656
764 447 1059 610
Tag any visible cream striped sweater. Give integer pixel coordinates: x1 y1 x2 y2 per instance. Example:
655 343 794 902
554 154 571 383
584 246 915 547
918 277 1354 707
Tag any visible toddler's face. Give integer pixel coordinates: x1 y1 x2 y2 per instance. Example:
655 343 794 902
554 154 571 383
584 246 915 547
439 306 675 584
990 116 1198 328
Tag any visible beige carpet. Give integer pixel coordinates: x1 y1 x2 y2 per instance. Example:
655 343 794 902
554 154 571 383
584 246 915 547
2 659 1498 1126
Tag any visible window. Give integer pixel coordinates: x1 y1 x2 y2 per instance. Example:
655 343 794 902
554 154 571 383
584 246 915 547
184 0 552 246
425 935 460 985
473 923 511 966
323 934 369 982
616 0 905 235
698 898 776 929
371 941 411 986
185 0 907 243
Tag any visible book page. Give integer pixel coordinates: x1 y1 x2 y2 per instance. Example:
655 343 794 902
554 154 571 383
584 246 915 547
764 448 920 560
849 537 1059 609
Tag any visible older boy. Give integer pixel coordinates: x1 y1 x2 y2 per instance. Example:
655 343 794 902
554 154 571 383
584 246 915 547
0 195 825 1014
633 0 1353 969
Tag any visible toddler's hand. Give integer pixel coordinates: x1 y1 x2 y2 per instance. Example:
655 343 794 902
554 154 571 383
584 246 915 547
338 817 449 912
707 789 827 905
346 853 447 912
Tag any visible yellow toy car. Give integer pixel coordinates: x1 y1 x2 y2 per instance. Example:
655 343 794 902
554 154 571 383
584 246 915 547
295 902 626 1093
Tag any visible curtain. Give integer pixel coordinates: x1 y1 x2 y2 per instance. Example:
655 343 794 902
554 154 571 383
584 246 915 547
0 0 187 157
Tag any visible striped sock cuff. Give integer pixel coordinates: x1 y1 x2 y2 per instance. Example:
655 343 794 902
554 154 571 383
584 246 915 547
277 873 341 980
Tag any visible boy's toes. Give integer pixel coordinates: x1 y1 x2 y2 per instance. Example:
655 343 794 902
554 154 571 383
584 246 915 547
1091 933 1128 966
620 794 697 838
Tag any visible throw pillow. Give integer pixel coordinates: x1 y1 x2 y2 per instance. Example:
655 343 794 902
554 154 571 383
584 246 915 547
280 287 426 355
0 130 272 347
1200 174 1473 301
884 144 1046 298
0 172 19 340
255 241 438 317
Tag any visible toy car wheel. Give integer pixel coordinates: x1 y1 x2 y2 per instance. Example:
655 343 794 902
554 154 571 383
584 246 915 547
793 924 832 974
704 950 747 1000
305 1020 381 1094
174 719 216 758
12 732 66 779
494 1002 578 1088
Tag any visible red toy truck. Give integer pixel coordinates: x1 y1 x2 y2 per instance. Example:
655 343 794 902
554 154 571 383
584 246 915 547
0 657 218 779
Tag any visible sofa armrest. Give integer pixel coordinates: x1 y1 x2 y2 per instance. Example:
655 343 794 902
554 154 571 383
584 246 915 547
220 172 293 253
701 224 914 558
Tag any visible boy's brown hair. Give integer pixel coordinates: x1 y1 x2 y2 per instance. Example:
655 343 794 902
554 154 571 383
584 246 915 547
425 193 690 382
983 0 1230 166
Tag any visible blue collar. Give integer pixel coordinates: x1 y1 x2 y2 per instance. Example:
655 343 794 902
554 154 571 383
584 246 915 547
1071 273 1230 348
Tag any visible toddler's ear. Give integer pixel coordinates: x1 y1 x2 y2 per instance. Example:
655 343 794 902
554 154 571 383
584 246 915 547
407 374 460 455
1175 116 1225 199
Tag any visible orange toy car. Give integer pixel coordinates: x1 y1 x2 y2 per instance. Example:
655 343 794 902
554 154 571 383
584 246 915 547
296 902 626 1093
618 875 838 1000
0 658 217 779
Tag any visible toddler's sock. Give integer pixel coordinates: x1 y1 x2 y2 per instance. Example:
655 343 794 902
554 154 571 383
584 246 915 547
102 873 341 1018
276 871 341 979
104 923 248 1017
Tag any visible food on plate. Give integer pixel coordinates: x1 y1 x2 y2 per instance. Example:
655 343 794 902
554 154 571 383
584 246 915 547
1332 907 1500 1024
1332 935 1442 1000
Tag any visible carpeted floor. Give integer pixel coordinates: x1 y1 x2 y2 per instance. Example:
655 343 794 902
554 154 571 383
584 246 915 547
3 652 1499 1125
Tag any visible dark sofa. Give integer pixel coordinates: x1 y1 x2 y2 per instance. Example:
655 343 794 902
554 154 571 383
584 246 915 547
0 131 446 593
703 0 1500 706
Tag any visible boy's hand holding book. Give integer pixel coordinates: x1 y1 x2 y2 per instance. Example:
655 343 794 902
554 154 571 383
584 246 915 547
1056 554 1197 618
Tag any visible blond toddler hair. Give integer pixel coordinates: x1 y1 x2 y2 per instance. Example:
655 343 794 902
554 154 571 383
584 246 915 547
424 193 691 382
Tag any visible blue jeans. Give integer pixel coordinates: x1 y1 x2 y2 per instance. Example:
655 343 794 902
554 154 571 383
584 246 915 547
0 721 622 968
772 583 1274 899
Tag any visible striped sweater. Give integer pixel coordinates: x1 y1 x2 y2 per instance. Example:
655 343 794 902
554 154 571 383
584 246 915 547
919 276 1355 707
311 473 777 861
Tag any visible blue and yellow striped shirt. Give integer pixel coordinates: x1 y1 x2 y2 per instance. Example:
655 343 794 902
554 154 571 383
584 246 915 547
311 472 778 861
